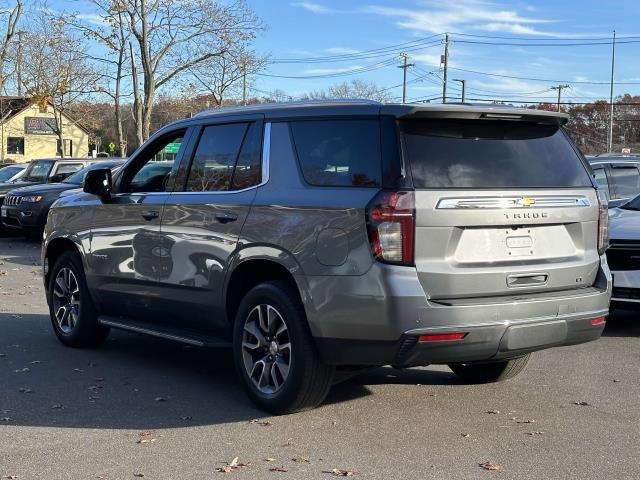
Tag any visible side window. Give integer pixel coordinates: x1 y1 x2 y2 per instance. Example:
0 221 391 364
592 167 610 196
51 163 82 182
231 122 262 190
289 119 381 187
610 165 640 199
125 131 186 193
185 123 248 192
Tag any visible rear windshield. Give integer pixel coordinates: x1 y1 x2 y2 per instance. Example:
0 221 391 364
401 120 592 188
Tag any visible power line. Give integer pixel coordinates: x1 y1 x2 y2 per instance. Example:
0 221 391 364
449 32 640 42
447 66 640 85
257 58 399 79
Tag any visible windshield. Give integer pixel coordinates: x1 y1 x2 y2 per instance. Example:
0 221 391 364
0 166 22 182
63 162 122 185
401 120 593 188
621 194 640 210
23 160 55 183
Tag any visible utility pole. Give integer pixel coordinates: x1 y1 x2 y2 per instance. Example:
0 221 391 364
242 61 247 106
452 79 466 102
441 33 449 103
398 53 414 103
550 84 570 112
607 30 616 153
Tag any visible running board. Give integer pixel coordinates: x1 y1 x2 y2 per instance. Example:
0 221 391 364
98 316 232 348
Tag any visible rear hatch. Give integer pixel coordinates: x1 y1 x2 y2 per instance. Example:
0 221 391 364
400 116 599 300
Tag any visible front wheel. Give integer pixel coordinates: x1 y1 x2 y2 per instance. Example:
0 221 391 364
233 281 334 414
48 251 109 348
448 354 531 383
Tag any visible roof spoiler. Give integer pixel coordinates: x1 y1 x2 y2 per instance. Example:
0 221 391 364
382 104 569 126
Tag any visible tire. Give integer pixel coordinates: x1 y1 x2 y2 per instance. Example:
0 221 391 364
48 251 109 348
233 280 334 414
448 354 531 383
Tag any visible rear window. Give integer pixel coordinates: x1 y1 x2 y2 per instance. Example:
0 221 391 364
401 120 592 188
609 165 640 199
290 119 381 187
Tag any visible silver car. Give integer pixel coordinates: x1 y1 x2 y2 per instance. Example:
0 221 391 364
42 101 611 414
607 197 640 305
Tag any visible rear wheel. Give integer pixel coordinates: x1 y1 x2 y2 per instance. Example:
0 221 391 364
448 354 531 383
48 251 109 348
233 280 334 414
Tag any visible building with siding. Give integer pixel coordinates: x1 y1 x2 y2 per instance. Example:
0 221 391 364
0 97 90 163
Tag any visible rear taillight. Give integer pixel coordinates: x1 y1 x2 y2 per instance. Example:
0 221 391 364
597 189 609 255
366 190 415 265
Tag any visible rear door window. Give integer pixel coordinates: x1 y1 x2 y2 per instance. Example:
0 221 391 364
592 167 610 197
401 120 592 188
609 164 640 199
290 119 381 187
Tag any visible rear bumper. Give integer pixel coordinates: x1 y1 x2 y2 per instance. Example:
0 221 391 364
306 259 611 366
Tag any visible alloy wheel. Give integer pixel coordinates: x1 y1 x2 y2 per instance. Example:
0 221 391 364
241 304 292 395
52 267 80 334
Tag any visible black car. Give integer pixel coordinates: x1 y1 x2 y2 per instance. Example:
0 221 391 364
1 160 125 238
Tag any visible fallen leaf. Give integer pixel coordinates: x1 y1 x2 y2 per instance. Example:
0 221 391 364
14 368 29 373
215 457 250 473
479 462 501 471
133 474 144 478
486 410 500 414
3 476 18 479
515 419 535 424
282 438 293 447
181 416 193 421
324 469 357 477
269 466 288 473
524 431 545 436
154 396 168 402
292 457 310 463
29 360 40 364
461 433 471 438
573 401 591 406
18 387 32 394
73 368 84 373
1 417 11 422
264 458 276 462
51 404 64 410
249 419 272 426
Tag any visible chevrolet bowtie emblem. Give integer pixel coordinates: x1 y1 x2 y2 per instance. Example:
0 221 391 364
521 197 535 207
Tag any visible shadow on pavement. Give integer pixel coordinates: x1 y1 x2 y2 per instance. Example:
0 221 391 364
0 312 462 430
603 307 640 337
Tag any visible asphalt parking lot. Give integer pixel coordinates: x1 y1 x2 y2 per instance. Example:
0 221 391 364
0 236 639 480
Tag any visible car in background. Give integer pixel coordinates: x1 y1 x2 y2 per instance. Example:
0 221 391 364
0 163 26 183
606 193 640 306
588 154 640 207
1 160 125 239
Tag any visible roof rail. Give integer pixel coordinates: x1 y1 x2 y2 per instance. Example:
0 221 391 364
193 99 382 117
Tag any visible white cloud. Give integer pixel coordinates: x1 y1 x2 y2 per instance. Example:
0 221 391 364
365 1 560 36
76 13 105 26
325 47 361 55
412 52 442 68
303 65 364 74
290 2 334 14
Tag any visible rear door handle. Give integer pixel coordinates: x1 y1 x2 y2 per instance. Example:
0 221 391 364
214 212 238 224
142 210 160 221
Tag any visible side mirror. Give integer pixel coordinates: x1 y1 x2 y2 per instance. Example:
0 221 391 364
83 168 112 200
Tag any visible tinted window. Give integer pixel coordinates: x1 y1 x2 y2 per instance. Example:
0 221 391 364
23 160 54 182
610 165 640 199
186 123 248 192
127 132 185 193
290 120 381 187
231 123 262 190
54 163 83 177
64 162 122 185
401 120 592 188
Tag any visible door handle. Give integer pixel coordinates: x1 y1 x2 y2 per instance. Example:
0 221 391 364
214 212 238 224
142 210 160 221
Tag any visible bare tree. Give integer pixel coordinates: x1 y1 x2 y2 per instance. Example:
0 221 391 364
72 2 130 156
0 0 22 94
302 79 394 103
21 14 101 157
117 0 263 141
189 48 266 107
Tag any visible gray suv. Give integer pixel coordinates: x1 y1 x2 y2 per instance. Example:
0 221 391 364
42 101 612 414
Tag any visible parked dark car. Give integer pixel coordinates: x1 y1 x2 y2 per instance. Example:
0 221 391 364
587 154 640 207
0 163 26 183
2 160 125 238
42 101 611 414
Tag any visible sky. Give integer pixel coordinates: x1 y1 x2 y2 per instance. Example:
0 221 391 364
60 0 640 104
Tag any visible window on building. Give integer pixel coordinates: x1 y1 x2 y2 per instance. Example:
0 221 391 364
56 139 73 157
7 137 24 155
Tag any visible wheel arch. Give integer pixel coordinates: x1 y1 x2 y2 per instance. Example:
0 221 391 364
44 236 86 286
224 246 312 327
